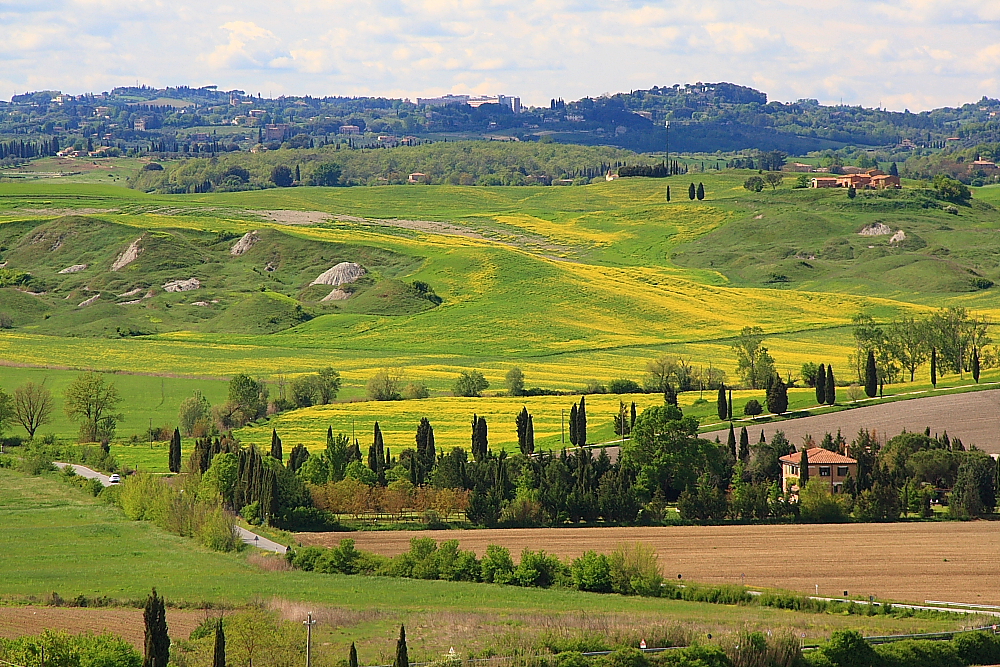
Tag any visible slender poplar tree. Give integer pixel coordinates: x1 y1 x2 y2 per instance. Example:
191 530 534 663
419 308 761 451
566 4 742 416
143 588 169 667
727 423 737 460
738 427 749 462
394 625 409 667
577 396 587 445
826 365 836 405
349 643 359 667
169 428 181 474
931 348 937 387
270 428 282 461
798 448 810 487
865 350 878 398
717 385 728 420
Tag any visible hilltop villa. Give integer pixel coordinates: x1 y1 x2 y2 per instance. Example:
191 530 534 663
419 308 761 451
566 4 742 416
780 448 858 493
811 169 900 189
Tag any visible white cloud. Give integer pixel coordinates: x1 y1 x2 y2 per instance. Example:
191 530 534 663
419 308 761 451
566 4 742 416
1 0 999 109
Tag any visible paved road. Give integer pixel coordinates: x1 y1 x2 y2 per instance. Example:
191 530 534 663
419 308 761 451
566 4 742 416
702 388 1000 452
235 526 288 553
57 462 286 552
54 462 112 486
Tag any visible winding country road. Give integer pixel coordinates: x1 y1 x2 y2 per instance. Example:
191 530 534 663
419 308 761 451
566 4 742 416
55 462 286 553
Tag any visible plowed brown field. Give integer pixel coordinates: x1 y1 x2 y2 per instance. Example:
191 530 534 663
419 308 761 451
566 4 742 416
0 607 206 647
299 523 1000 605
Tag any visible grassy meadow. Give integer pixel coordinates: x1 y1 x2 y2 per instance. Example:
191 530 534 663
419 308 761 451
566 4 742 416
0 171 999 451
0 467 981 658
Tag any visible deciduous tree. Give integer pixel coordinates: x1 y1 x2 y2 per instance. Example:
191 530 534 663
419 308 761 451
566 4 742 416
64 372 123 443
12 381 50 439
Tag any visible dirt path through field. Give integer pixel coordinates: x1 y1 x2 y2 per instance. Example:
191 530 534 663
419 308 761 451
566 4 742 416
702 389 1000 452
300 523 1000 605
0 607 206 647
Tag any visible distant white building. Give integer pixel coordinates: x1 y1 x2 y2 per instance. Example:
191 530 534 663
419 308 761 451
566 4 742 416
417 94 521 113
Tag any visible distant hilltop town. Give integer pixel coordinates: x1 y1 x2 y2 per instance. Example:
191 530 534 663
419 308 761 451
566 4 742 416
415 94 522 114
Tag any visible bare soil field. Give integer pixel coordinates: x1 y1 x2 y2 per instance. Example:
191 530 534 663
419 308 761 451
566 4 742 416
300 522 1000 605
0 607 206 647
702 389 1000 452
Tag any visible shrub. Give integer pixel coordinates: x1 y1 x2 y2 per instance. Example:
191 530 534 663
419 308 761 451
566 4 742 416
367 369 402 401
605 648 649 667
309 162 342 186
608 379 642 394
608 542 662 596
271 165 294 187
952 631 1000 665
821 630 879 667
798 480 848 522
19 449 53 475
571 550 612 593
743 176 764 192
875 639 961 667
514 549 567 587
403 382 430 399
195 505 242 552
0 630 141 667
743 399 762 418
481 544 515 584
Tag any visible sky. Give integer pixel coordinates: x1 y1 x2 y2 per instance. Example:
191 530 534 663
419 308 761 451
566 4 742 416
2 0 1000 111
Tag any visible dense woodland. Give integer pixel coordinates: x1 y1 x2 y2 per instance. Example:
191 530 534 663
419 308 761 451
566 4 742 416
6 82 1000 168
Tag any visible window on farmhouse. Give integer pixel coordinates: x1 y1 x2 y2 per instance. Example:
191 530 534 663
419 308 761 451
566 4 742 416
819 466 831 477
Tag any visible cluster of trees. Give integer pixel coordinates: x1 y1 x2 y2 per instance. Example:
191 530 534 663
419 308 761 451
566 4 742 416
845 309 992 390
743 172 784 192
129 141 644 193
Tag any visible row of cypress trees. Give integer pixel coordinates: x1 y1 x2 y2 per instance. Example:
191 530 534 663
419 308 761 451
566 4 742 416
568 397 588 446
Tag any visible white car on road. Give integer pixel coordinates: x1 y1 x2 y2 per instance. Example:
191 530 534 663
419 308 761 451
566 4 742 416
108 474 121 484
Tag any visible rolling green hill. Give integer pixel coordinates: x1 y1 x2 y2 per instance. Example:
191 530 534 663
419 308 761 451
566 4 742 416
0 174 997 447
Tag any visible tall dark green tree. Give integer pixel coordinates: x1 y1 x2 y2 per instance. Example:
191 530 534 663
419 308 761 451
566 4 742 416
270 429 282 461
665 185 671 202
142 588 169 667
931 347 937 387
569 404 578 446
288 443 309 473
826 365 836 405
212 618 225 667
815 363 827 405
349 643 359 667
798 448 810 487
688 182 696 200
169 427 181 474
728 389 734 420
738 426 750 462
516 406 534 455
630 402 637 431
864 350 878 398
717 385 727 420
973 347 981 383
766 375 788 415
415 417 435 484
370 422 387 486
394 625 409 667
727 423 737 460
889 162 899 177
696 182 705 200
471 415 489 461
577 395 588 445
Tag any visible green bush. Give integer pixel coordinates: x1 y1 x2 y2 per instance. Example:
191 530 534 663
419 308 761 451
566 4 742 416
514 549 567 587
875 639 961 667
820 631 880 667
952 631 1000 665
571 550 612 593
609 542 663 596
658 644 732 667
481 544 516 584
0 630 141 667
605 648 649 667
195 505 242 552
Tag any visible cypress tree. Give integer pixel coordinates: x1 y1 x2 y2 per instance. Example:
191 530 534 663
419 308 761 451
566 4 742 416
349 643 359 667
728 389 733 420
865 350 877 398
516 407 532 455
798 448 810 487
931 348 937 387
727 423 737 460
666 185 671 202
577 396 587 445
394 625 409 667
414 418 433 484
717 385 727 420
826 365 836 405
294 164 300 182
973 348 981 383
374 422 387 485
759 430 766 444
142 588 169 667
738 426 749 462
815 363 827 405
526 415 534 454
688 182 696 200
569 404 578 446
213 618 225 667
696 182 705 200
767 375 788 415
169 428 181 474
270 429 282 461
630 402 637 430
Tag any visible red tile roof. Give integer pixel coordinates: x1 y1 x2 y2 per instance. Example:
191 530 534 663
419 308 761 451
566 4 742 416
779 447 857 465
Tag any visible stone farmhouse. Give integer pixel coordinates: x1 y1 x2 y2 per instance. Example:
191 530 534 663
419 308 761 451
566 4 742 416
780 447 858 493
811 169 900 189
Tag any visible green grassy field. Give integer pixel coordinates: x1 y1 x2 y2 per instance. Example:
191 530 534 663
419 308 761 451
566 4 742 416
0 467 979 658
0 171 997 449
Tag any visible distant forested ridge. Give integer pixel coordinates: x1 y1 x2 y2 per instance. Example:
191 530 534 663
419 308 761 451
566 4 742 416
5 81 1000 158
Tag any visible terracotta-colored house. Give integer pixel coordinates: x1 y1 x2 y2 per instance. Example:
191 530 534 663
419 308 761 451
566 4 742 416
780 448 858 493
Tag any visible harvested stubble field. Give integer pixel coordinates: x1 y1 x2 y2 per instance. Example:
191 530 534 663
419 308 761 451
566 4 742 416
0 607 205 649
301 522 1000 606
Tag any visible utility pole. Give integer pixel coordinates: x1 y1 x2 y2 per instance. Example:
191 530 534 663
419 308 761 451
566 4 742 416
304 612 316 667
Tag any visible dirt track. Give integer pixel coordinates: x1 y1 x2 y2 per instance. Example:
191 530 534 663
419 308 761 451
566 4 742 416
702 388 1000 452
0 607 205 647
300 522 1000 605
